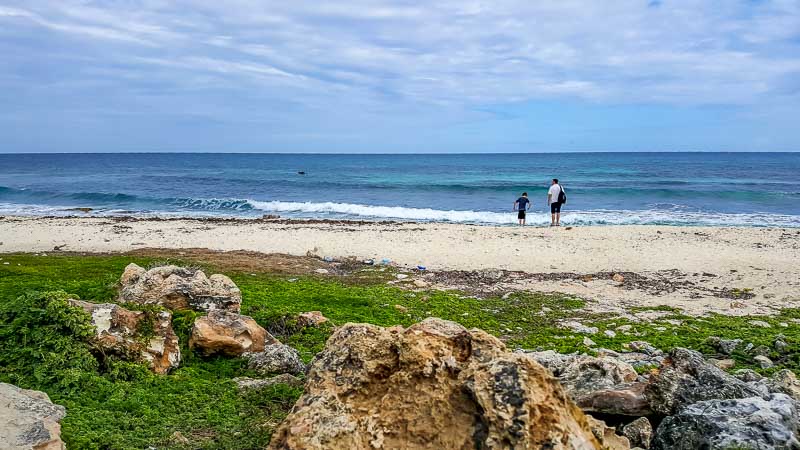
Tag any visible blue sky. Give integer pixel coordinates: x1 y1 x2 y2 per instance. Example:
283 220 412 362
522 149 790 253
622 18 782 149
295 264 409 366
1 1 799 153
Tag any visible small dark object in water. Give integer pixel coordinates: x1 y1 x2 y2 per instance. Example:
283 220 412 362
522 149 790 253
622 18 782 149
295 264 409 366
262 214 280 220
297 171 306 175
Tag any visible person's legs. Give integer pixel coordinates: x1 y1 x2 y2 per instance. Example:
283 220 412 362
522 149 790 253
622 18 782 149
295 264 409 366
556 212 560 226
550 203 556 226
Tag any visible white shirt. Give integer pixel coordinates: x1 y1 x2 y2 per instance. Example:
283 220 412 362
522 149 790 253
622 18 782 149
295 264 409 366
548 184 563 204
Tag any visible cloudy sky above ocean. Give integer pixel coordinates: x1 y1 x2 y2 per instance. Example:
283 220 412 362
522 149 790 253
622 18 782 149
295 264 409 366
1 1 799 153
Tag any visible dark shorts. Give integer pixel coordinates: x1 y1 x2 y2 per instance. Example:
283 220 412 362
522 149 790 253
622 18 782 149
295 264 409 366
550 203 562 213
517 210 526 219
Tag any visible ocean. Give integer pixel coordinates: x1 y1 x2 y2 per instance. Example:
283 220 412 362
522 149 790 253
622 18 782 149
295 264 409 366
1 152 798 227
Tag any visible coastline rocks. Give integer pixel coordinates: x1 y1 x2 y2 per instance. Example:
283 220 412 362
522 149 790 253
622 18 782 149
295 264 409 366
644 347 763 415
297 311 329 328
244 344 306 376
269 318 606 450
561 320 599 335
0 383 66 450
621 417 652 449
768 369 800 401
587 416 631 450
189 311 276 357
118 263 241 313
233 374 304 391
651 394 800 450
69 299 180 374
753 355 773 369
706 336 742 355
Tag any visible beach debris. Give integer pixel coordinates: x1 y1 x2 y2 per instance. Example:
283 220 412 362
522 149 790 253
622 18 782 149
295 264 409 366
233 374 304 392
189 310 276 357
362 259 374 265
118 263 242 313
314 268 329 274
395 273 408 280
269 318 605 449
69 299 181 374
243 344 306 376
53 244 66 251
379 258 391 265
0 383 67 450
651 394 799 450
297 311 329 328
322 256 334 262
416 265 427 271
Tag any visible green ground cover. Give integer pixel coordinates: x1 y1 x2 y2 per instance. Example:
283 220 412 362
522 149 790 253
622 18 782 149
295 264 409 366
0 253 797 449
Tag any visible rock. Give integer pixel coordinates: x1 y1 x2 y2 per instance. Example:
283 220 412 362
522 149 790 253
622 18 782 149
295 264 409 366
233 374 304 391
626 341 660 356
774 337 789 353
394 304 409 313
561 320 599 334
622 417 652 449
189 310 276 357
587 416 631 450
244 344 306 375
0 383 66 450
118 263 241 313
751 345 771 357
733 369 763 383
558 355 649 416
748 320 771 328
517 350 578 375
395 273 408 279
314 268 329 274
612 273 625 283
616 324 633 332
753 355 773 369
644 347 764 415
69 299 180 374
269 318 604 449
583 336 597 347
604 330 617 338
706 336 742 355
769 370 800 401
709 358 736 370
297 311 329 328
412 279 429 288
651 394 800 450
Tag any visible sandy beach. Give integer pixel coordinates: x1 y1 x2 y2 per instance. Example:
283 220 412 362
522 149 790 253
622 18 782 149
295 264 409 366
1 215 799 316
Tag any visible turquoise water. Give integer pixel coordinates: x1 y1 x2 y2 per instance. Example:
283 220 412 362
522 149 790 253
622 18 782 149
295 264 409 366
1 152 799 226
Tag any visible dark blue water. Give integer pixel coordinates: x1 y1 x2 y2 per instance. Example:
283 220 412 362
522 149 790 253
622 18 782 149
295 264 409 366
1 153 798 226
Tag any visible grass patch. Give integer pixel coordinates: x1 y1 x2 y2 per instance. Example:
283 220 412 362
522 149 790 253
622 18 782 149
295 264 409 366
0 253 798 448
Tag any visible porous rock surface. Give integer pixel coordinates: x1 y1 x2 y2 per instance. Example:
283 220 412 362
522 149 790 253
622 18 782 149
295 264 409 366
244 344 307 376
118 263 241 313
652 394 800 450
269 318 619 450
69 299 180 374
189 310 276 356
0 383 66 450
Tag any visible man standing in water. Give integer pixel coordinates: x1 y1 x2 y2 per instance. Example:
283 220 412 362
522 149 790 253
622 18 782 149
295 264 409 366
547 179 564 227
513 192 531 226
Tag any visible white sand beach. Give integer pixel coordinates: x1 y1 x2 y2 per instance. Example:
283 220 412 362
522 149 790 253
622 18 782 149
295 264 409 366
1 216 799 316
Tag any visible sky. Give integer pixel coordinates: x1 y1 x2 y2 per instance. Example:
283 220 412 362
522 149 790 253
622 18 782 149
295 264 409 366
0 1 799 153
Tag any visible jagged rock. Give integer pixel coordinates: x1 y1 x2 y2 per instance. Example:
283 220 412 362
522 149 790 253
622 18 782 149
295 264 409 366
561 320 599 334
269 318 607 449
644 348 764 415
769 369 800 401
753 355 773 369
652 394 800 450
118 263 241 313
774 337 789 353
244 344 306 375
706 336 741 355
734 369 763 383
518 349 578 375
0 383 66 450
297 311 329 327
622 417 652 449
587 416 631 450
748 320 771 328
708 358 735 370
583 336 597 347
625 341 661 356
751 345 771 357
559 356 649 416
69 299 180 374
233 374 304 391
190 310 276 357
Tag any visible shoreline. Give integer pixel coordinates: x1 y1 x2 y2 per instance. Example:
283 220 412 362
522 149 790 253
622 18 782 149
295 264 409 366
2 215 799 317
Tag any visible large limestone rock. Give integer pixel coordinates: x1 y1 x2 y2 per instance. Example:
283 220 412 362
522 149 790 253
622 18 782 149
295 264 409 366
189 310 276 357
0 383 66 450
118 263 241 313
70 299 180 374
644 347 763 415
652 394 800 450
269 318 612 450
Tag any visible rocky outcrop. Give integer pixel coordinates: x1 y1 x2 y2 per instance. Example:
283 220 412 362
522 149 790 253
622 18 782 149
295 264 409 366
244 344 306 376
621 417 652 449
768 369 800 401
189 310 276 357
644 347 763 415
652 394 800 450
69 299 180 374
0 383 66 450
269 318 611 450
233 374 304 391
118 263 241 313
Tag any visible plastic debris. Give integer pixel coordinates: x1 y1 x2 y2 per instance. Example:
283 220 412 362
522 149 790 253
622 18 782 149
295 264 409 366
416 265 427 271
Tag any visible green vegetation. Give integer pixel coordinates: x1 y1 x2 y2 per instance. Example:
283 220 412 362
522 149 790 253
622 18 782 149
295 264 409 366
0 253 798 448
